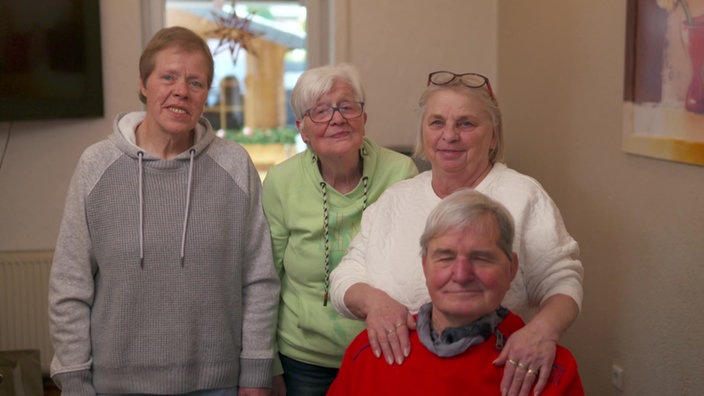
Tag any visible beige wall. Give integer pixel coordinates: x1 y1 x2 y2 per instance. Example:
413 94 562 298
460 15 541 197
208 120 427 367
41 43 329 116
0 0 144 250
498 1 704 395
340 0 499 149
1 0 703 394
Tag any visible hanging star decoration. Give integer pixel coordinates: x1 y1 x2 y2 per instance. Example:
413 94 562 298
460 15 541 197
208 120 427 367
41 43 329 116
205 1 260 64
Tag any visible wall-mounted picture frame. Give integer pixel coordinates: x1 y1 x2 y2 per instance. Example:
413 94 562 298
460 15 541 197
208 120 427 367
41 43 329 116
622 0 704 166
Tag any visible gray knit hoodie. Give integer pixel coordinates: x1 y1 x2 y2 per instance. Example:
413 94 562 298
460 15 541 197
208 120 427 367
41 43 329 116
48 112 280 395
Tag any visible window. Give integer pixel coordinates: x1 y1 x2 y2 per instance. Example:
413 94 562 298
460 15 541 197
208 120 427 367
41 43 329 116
163 0 309 178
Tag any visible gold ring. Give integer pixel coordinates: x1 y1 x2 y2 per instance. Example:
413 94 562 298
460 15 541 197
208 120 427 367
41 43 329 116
386 328 394 335
394 322 403 329
517 362 527 370
508 358 517 365
527 369 537 376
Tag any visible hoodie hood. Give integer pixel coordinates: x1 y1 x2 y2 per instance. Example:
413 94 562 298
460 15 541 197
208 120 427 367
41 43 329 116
109 111 217 267
110 111 216 160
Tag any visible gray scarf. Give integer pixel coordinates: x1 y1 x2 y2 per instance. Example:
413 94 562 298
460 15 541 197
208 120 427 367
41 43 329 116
416 303 508 357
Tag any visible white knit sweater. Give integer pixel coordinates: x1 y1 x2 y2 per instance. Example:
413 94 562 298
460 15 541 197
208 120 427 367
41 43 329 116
330 164 583 321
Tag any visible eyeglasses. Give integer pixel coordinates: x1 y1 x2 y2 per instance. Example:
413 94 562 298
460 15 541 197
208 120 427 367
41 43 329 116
427 71 495 101
304 101 365 123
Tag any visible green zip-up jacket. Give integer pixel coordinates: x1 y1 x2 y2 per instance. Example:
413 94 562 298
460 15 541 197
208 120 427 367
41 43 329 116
262 137 417 373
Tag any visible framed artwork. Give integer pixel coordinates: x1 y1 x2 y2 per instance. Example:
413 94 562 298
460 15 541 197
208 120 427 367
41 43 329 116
623 0 704 166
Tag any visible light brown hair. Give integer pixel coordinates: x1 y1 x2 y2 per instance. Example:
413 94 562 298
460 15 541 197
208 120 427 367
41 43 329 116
138 26 214 104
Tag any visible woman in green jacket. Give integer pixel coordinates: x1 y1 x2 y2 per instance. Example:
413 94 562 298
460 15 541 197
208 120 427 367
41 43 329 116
262 63 417 396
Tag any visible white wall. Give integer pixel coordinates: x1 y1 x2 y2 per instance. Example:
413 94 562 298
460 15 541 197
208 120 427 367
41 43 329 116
0 0 144 250
498 1 704 395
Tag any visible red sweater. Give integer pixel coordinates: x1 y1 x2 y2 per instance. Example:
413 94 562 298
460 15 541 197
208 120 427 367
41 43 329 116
327 313 584 395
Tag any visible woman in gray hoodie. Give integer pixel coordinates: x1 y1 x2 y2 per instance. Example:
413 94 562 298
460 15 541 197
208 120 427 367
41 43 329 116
48 26 280 396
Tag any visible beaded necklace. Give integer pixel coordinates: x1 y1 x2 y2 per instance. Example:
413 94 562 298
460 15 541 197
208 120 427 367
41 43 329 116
320 175 368 306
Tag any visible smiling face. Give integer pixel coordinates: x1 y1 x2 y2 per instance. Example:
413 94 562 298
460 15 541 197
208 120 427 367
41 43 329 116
422 217 517 331
422 89 496 179
139 46 210 138
297 80 367 160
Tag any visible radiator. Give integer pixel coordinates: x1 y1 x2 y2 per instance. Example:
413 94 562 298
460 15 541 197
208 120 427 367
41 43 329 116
0 250 54 374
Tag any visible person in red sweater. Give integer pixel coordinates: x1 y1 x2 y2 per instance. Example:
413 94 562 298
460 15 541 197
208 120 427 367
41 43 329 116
327 189 584 396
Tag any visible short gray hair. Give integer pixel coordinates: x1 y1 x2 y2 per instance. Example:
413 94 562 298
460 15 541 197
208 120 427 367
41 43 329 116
290 63 366 120
420 189 514 260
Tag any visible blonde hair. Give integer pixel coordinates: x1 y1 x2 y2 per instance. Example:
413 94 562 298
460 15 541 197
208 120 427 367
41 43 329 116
413 80 503 164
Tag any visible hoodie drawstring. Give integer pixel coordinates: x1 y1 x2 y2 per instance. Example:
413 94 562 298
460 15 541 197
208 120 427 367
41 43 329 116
137 149 195 268
138 151 145 268
180 149 195 266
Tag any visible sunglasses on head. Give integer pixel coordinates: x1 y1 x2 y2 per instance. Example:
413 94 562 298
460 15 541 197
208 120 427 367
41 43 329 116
427 71 495 101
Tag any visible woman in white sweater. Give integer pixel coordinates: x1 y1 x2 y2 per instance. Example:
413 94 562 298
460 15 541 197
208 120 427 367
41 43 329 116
330 71 583 396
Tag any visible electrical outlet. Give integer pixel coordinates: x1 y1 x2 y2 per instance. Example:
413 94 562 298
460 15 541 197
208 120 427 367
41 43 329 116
611 364 624 391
